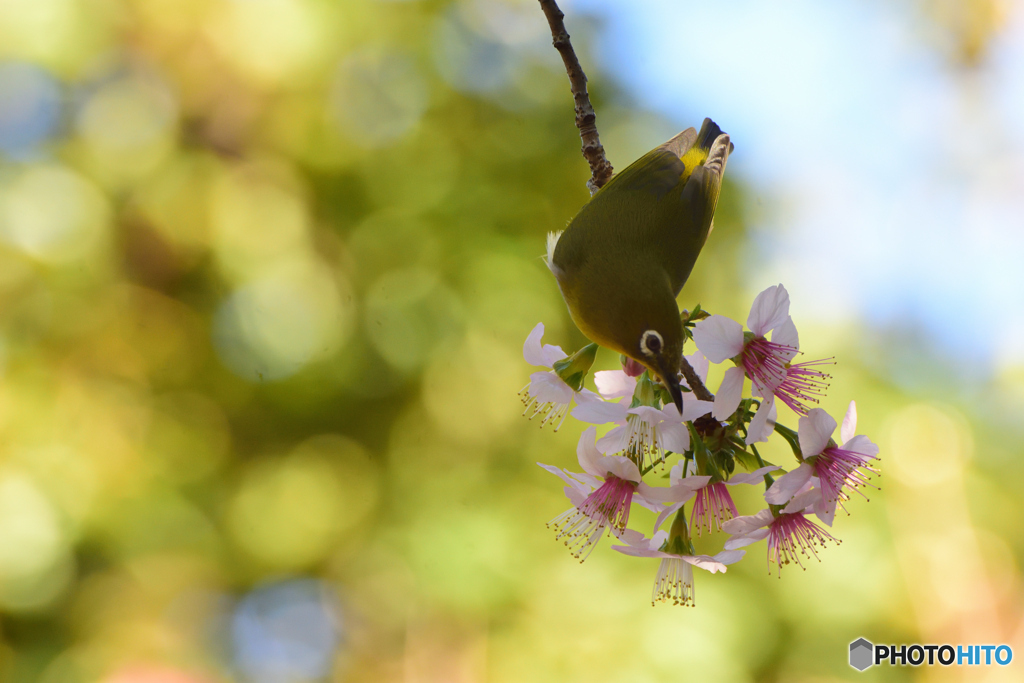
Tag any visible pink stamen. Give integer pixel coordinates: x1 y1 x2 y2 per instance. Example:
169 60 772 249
742 338 831 415
813 446 880 504
741 338 791 393
548 475 637 562
767 512 838 574
690 482 738 535
774 358 832 415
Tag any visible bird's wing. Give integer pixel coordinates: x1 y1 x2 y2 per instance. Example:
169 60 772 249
664 131 732 296
656 128 698 159
699 133 731 239
603 148 687 200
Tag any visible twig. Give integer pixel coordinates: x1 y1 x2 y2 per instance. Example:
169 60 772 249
680 356 714 402
537 0 614 194
537 1 713 406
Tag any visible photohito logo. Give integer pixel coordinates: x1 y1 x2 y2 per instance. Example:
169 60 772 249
849 638 1013 671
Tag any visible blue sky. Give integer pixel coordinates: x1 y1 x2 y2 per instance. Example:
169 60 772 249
572 0 1024 371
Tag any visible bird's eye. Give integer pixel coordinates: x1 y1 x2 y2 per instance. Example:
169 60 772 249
640 330 663 357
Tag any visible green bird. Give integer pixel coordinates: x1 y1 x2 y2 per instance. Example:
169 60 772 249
546 118 732 413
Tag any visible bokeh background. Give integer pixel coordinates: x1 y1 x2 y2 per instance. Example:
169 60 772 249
0 0 1021 681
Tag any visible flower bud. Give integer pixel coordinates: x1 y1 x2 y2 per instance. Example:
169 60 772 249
551 342 598 392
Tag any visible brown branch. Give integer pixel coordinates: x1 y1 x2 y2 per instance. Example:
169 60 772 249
680 357 714 403
537 0 613 194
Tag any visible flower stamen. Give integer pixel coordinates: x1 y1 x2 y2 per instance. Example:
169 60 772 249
690 482 739 535
547 475 637 562
652 557 695 607
767 513 839 575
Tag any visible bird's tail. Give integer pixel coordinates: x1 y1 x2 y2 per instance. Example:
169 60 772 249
694 118 732 182
695 118 734 155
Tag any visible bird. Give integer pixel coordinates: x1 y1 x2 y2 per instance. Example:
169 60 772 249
546 118 732 413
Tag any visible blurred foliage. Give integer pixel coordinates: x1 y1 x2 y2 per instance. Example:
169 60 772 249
0 1 1020 682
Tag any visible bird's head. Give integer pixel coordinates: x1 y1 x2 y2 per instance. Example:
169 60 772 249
632 323 685 414
595 287 684 413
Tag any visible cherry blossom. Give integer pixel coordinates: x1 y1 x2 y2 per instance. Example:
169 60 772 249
689 465 780 535
612 529 744 606
723 488 839 574
572 396 713 470
519 323 597 430
692 284 830 424
539 427 671 561
764 401 879 525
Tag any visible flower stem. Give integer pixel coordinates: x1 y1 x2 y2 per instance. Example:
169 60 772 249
750 444 776 490
773 422 804 461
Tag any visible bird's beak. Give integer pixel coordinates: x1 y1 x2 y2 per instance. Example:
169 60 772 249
661 370 684 415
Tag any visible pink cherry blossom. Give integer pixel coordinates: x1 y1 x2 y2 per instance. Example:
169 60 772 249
692 284 831 420
689 465 779 535
612 529 744 606
764 401 879 525
593 368 637 400
572 394 713 470
519 322 596 430
723 493 838 575
538 427 669 561
593 350 708 402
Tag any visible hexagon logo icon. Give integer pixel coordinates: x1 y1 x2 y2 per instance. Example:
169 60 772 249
849 638 874 671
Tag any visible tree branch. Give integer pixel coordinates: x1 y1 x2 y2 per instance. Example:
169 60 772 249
537 0 614 194
680 357 715 402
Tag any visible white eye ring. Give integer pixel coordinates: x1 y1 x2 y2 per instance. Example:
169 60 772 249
640 330 663 357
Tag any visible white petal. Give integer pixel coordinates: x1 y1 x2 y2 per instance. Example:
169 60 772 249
660 421 691 453
722 508 773 534
783 487 823 514
593 370 636 400
632 492 666 513
537 462 580 489
713 367 745 420
681 398 715 422
683 350 710 385
571 398 627 425
653 500 686 532
843 435 880 458
523 323 548 366
596 425 630 454
725 465 780 486
692 315 745 363
798 408 837 457
575 426 605 478
712 549 746 565
601 455 643 484
724 528 770 549
565 487 588 508
528 371 573 404
542 344 568 367
668 460 692 484
770 316 800 361
627 405 664 424
641 475 711 505
745 396 777 445
682 555 727 574
616 528 647 547
840 400 858 444
612 543 661 558
815 496 838 527
572 471 603 489
763 463 813 504
746 284 790 337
